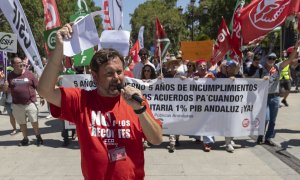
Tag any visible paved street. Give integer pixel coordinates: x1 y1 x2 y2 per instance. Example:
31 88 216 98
0 90 299 180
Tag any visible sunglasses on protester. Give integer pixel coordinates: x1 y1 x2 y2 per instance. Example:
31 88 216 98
268 57 276 60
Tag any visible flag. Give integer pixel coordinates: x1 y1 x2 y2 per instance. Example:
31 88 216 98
231 0 245 60
70 1 94 66
154 18 170 60
240 0 300 45
112 0 123 30
211 17 232 65
42 0 62 30
229 0 245 31
42 0 62 57
138 26 145 49
75 0 89 14
0 0 43 76
129 40 140 63
103 0 113 30
298 13 300 32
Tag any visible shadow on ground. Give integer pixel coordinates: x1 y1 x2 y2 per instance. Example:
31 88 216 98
146 136 257 152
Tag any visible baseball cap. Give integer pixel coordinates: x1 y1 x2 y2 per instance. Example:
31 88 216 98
287 46 294 54
226 60 237 66
268 53 277 58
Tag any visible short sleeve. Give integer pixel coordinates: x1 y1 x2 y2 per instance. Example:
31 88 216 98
50 87 82 124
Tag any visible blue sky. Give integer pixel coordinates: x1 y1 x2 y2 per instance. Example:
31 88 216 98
94 0 192 31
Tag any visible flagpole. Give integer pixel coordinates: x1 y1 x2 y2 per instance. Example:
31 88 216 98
158 42 163 77
4 51 7 81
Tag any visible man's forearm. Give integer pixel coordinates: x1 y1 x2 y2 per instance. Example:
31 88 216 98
37 44 63 104
138 112 163 145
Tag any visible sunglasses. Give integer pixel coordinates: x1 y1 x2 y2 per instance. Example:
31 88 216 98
268 57 276 60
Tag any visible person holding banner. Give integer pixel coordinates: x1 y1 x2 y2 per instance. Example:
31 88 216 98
216 60 243 153
255 40 300 146
193 60 216 152
37 23 162 180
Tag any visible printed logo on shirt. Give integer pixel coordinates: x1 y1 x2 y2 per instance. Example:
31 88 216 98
12 78 30 86
90 111 131 146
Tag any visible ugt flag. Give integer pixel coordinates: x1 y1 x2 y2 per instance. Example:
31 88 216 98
211 17 232 65
240 0 300 45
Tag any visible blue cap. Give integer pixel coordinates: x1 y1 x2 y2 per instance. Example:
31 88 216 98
226 60 237 66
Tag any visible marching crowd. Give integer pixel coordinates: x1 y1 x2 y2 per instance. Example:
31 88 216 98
0 22 300 179
1 39 300 153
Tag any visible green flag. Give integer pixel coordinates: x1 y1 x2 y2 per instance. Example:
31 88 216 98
70 4 94 67
75 0 89 14
73 48 95 66
44 27 61 51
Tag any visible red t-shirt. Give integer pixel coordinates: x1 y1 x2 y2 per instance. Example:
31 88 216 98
50 88 160 180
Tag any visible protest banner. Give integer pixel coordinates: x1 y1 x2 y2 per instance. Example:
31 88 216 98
60 75 268 136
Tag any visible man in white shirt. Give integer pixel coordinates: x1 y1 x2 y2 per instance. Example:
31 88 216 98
133 48 155 79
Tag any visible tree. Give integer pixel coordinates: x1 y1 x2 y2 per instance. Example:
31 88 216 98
0 0 101 58
182 0 252 40
130 0 185 53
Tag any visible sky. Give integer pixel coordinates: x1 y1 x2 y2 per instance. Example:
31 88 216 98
94 0 193 31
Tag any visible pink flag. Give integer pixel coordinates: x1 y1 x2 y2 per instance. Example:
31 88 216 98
211 17 232 65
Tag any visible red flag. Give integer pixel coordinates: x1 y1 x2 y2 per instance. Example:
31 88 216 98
298 13 300 32
129 40 140 63
42 0 62 30
154 18 170 60
211 17 232 65
240 0 300 45
103 0 113 30
42 0 62 57
231 1 244 60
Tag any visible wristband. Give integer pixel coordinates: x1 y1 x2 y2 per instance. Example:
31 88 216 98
134 105 147 114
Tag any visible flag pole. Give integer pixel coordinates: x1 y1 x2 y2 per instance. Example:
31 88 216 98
159 43 163 77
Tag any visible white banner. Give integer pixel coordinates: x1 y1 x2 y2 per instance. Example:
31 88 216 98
112 0 123 30
0 32 17 53
60 75 269 136
0 0 43 76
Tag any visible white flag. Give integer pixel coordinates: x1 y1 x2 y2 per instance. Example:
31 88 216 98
138 26 145 49
112 0 123 30
0 0 43 76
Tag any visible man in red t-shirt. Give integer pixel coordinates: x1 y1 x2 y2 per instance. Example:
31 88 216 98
38 24 162 180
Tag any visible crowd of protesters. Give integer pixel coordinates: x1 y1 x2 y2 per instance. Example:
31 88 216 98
0 39 300 153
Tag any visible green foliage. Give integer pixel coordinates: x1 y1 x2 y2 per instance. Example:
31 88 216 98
130 0 185 53
193 0 251 39
0 0 101 58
